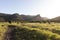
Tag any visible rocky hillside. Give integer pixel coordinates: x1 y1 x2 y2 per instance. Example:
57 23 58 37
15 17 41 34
51 16 60 22
0 13 48 22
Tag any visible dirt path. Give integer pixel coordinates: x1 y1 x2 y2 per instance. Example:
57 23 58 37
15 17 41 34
4 25 16 40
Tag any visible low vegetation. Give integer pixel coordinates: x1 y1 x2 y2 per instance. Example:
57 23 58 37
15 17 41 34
0 22 60 40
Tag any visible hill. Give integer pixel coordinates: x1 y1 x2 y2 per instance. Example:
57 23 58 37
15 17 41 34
0 13 49 22
51 16 60 22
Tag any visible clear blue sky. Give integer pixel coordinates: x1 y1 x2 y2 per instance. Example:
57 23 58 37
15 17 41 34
0 0 42 14
0 0 60 18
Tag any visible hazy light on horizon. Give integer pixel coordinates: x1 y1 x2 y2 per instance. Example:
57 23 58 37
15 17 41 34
0 0 60 18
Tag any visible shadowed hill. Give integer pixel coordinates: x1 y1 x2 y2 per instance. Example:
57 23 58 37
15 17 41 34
51 16 60 22
0 13 49 22
1 13 60 23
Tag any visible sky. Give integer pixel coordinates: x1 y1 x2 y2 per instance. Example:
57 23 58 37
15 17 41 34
0 0 60 18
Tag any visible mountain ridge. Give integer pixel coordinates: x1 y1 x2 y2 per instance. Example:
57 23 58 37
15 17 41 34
0 13 60 22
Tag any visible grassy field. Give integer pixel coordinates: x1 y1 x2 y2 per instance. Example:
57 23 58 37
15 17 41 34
0 22 60 40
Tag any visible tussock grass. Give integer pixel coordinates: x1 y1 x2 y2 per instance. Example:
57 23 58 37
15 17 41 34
0 22 60 40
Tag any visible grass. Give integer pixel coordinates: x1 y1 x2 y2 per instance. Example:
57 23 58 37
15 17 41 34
0 22 60 40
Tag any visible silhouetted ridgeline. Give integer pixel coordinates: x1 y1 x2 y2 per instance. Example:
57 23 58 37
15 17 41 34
0 13 60 23
50 16 60 23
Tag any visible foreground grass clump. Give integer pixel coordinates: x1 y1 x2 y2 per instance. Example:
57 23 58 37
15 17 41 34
0 22 60 40
16 26 60 40
0 25 8 40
